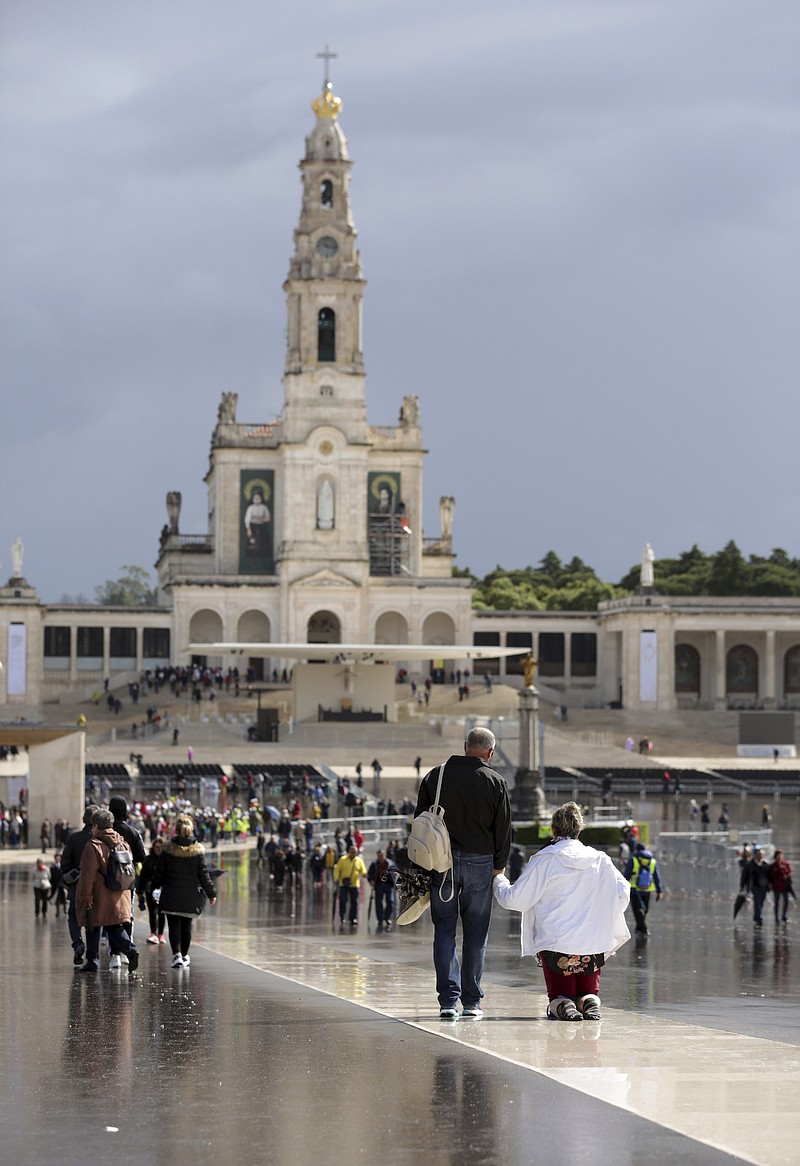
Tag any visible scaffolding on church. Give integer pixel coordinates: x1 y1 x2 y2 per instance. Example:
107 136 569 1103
367 515 411 576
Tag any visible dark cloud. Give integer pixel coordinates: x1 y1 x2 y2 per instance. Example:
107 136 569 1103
0 0 797 598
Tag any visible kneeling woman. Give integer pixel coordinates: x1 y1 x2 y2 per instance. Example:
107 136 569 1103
493 802 630 1021
153 814 216 968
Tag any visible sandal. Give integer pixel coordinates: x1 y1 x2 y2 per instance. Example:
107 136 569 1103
547 996 583 1022
578 993 601 1021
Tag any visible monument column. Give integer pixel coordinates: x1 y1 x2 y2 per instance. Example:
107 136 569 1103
563 631 572 685
714 629 726 710
764 630 776 708
513 655 546 819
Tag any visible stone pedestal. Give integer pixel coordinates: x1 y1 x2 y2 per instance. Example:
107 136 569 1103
513 685 546 819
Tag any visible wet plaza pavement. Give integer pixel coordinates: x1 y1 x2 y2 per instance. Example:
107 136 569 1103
1 814 799 1166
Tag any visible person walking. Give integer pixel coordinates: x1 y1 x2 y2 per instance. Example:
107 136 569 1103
333 845 367 926
60 805 100 966
769 850 793 924
152 813 216 968
414 727 511 1020
367 849 396 931
33 856 51 918
137 838 167 944
49 852 67 917
493 802 630 1021
740 845 772 927
623 842 662 936
75 808 139 975
108 796 147 969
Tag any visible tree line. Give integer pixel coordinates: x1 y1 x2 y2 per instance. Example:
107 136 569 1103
459 543 800 612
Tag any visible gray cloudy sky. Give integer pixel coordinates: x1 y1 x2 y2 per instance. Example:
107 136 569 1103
1 0 798 602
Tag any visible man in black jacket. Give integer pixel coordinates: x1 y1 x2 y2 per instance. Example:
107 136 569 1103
414 727 511 1020
109 796 147 966
60 804 100 965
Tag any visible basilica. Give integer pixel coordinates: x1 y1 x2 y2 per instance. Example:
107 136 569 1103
1 77 799 721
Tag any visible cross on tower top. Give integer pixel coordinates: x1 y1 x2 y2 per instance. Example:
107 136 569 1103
316 45 337 87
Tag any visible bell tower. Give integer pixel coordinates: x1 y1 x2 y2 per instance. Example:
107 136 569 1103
282 58 367 444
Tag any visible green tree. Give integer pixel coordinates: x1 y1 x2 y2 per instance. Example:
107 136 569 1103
538 550 563 580
95 565 157 607
708 541 749 595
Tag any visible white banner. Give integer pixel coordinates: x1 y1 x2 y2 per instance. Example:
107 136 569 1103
639 631 657 703
7 622 27 696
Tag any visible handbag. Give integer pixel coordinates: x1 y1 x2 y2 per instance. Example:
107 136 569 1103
407 763 453 902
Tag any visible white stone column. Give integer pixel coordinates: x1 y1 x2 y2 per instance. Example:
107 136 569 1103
764 630 776 707
102 626 110 681
69 623 78 683
714 629 726 710
662 624 677 711
563 632 572 684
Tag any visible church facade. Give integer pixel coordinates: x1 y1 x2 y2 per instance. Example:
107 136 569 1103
1 80 799 721
155 79 471 672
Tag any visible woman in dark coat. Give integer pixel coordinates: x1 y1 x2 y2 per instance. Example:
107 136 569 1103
137 838 167 944
153 814 216 968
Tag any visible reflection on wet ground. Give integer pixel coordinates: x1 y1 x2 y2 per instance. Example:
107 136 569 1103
1 799 799 1166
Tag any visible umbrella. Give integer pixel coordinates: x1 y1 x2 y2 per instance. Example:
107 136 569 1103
266 806 281 821
733 893 748 919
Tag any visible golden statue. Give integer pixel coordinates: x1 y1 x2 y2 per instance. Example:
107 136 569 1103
521 653 538 687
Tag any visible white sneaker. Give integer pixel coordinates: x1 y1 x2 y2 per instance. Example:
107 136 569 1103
182 955 191 967
108 954 122 970
120 953 129 965
171 954 184 968
146 934 159 944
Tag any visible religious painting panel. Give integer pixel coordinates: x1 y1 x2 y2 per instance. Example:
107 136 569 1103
239 470 275 575
675 644 701 693
368 471 405 576
784 645 800 693
726 644 758 694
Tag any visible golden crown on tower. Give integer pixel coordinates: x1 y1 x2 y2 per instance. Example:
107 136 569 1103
312 82 342 120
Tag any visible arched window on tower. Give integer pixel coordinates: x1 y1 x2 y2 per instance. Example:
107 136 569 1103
318 308 336 362
321 179 333 209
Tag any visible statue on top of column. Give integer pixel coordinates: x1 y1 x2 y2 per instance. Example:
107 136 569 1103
640 543 655 590
521 652 538 687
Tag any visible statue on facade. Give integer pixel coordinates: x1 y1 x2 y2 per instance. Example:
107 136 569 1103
640 543 655 590
521 652 538 687
439 496 455 544
166 492 182 534
10 535 23 579
217 392 238 424
399 395 420 427
317 479 335 530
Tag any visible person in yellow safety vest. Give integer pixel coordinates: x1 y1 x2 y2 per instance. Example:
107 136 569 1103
623 843 662 936
323 845 337 885
334 845 368 926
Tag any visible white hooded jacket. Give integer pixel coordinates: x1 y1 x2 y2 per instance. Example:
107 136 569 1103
494 838 631 958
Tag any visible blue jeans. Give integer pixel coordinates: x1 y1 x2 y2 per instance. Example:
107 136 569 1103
430 851 494 1010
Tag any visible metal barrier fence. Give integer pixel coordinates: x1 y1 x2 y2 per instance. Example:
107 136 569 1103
656 828 773 897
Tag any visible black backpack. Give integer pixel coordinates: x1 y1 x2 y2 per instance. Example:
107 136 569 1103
102 839 137 892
